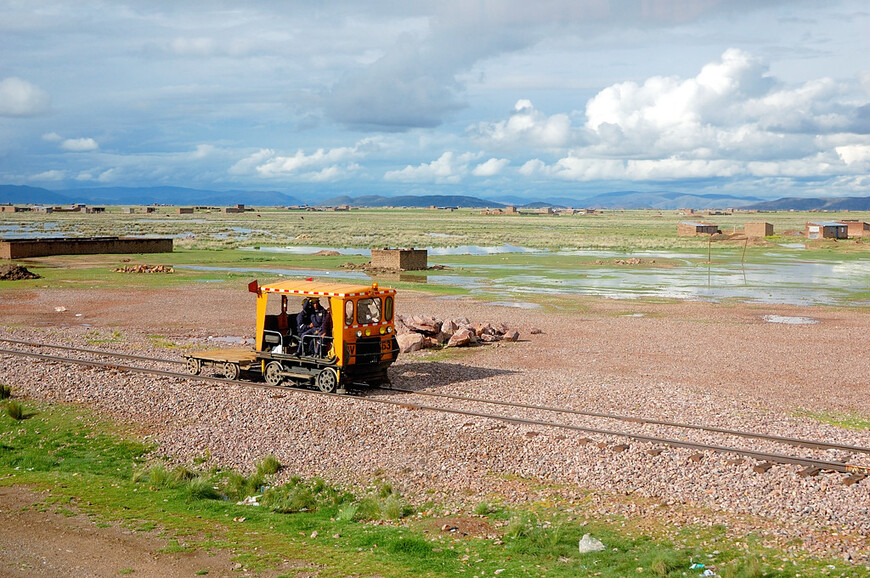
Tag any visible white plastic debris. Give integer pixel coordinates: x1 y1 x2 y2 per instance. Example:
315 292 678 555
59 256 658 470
578 534 606 553
55 306 67 312
235 495 261 506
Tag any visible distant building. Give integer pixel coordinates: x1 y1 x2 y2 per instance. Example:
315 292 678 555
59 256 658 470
677 221 720 236
370 248 428 271
838 220 869 238
177 207 194 214
806 221 847 240
744 222 774 237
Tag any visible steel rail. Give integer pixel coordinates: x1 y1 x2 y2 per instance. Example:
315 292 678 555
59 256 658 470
374 385 870 455
0 337 186 365
5 338 870 458
1 347 867 476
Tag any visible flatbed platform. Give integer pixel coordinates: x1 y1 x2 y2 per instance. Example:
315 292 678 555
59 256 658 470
185 347 258 380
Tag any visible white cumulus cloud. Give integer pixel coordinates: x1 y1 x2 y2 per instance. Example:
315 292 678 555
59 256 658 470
472 157 509 177
0 77 50 117
384 151 480 183
61 137 99 152
230 139 377 181
469 100 578 150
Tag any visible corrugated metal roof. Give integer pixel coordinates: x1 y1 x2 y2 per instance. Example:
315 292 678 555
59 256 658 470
808 221 846 227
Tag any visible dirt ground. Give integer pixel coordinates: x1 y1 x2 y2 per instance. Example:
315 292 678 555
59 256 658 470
0 486 237 577
1 283 869 572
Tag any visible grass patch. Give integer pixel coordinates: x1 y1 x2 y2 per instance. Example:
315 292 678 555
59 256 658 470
0 400 862 577
794 408 870 431
5 400 27 420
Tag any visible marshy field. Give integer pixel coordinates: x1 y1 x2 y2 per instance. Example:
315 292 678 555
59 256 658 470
1 207 870 577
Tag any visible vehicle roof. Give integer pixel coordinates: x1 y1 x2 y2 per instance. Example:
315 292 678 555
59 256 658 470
259 279 395 298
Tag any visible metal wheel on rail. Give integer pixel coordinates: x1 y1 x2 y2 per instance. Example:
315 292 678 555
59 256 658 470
264 361 284 386
316 367 339 393
186 357 201 375
223 361 241 380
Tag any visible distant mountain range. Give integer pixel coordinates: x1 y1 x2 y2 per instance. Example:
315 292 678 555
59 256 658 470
0 185 302 207
2 184 869 211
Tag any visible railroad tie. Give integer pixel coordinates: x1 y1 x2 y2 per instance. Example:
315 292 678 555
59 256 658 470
842 474 866 486
753 462 775 474
725 458 744 466
646 448 664 456
798 467 821 478
687 453 704 463
611 444 630 453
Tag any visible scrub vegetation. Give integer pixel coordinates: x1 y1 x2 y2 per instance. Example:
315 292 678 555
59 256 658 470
0 400 859 576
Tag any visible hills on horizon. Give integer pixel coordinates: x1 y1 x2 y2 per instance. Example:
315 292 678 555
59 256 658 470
2 184 869 212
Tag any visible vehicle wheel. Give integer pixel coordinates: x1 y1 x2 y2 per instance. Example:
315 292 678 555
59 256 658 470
316 367 339 393
223 362 241 380
264 361 284 386
186 357 201 375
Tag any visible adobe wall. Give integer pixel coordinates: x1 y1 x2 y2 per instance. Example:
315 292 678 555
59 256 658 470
744 222 774 237
370 248 428 271
0 237 174 259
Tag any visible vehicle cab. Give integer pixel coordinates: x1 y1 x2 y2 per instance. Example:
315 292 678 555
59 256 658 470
248 279 399 392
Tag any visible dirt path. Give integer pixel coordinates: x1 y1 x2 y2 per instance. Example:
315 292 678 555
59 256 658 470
0 486 237 577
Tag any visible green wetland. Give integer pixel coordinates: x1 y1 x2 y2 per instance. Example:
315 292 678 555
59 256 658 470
2 207 870 307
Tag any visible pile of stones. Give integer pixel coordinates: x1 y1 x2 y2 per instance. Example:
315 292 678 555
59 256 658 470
112 264 174 273
395 314 520 353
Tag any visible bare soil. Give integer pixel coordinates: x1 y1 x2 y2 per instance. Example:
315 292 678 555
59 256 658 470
0 486 235 577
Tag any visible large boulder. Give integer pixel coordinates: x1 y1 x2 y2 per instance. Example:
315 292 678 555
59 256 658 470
406 315 441 335
447 327 476 347
397 332 425 353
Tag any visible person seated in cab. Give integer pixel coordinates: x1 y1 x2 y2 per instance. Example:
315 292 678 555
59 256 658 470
297 298 331 356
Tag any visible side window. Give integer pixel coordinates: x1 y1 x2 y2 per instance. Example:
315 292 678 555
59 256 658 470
357 297 382 325
384 296 393 321
344 300 354 327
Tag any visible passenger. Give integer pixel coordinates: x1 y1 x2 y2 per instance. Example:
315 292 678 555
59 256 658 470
312 303 333 356
296 298 314 336
298 298 327 355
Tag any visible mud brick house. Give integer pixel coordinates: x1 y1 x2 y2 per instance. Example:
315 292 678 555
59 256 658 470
677 221 720 236
744 222 774 237
370 248 428 270
837 220 869 238
806 222 847 240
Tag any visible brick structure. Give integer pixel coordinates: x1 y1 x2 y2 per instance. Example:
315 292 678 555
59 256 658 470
806 222 847 240
1 237 173 259
744 222 774 237
838 220 869 238
370 248 428 271
677 221 720 236
177 207 194 214
0 206 28 213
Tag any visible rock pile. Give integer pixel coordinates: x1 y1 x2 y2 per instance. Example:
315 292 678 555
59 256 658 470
0 264 40 280
112 264 174 274
395 314 520 353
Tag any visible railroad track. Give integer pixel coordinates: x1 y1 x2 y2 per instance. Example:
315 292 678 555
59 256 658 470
1 338 868 481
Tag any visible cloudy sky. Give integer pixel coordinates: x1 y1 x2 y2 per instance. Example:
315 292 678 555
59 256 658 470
1 0 868 202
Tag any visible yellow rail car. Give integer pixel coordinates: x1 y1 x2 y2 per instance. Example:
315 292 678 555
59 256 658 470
185 279 399 393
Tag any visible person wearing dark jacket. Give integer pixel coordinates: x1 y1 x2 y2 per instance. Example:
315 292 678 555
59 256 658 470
298 298 329 355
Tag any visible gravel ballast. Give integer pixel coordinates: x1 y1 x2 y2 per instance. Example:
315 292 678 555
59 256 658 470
1 286 868 562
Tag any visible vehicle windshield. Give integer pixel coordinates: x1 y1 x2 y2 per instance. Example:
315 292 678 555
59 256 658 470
357 297 382 324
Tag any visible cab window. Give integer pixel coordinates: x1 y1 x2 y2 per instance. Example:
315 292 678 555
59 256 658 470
384 296 393 321
344 300 354 327
357 297 382 324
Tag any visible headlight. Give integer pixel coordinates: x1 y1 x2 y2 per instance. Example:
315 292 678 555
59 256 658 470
365 329 371 336
386 326 393 334
356 330 362 338
379 326 386 335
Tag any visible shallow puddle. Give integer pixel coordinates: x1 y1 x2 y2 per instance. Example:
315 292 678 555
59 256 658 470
762 315 819 325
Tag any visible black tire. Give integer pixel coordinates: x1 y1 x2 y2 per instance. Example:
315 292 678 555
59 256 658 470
316 367 339 393
264 361 284 386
